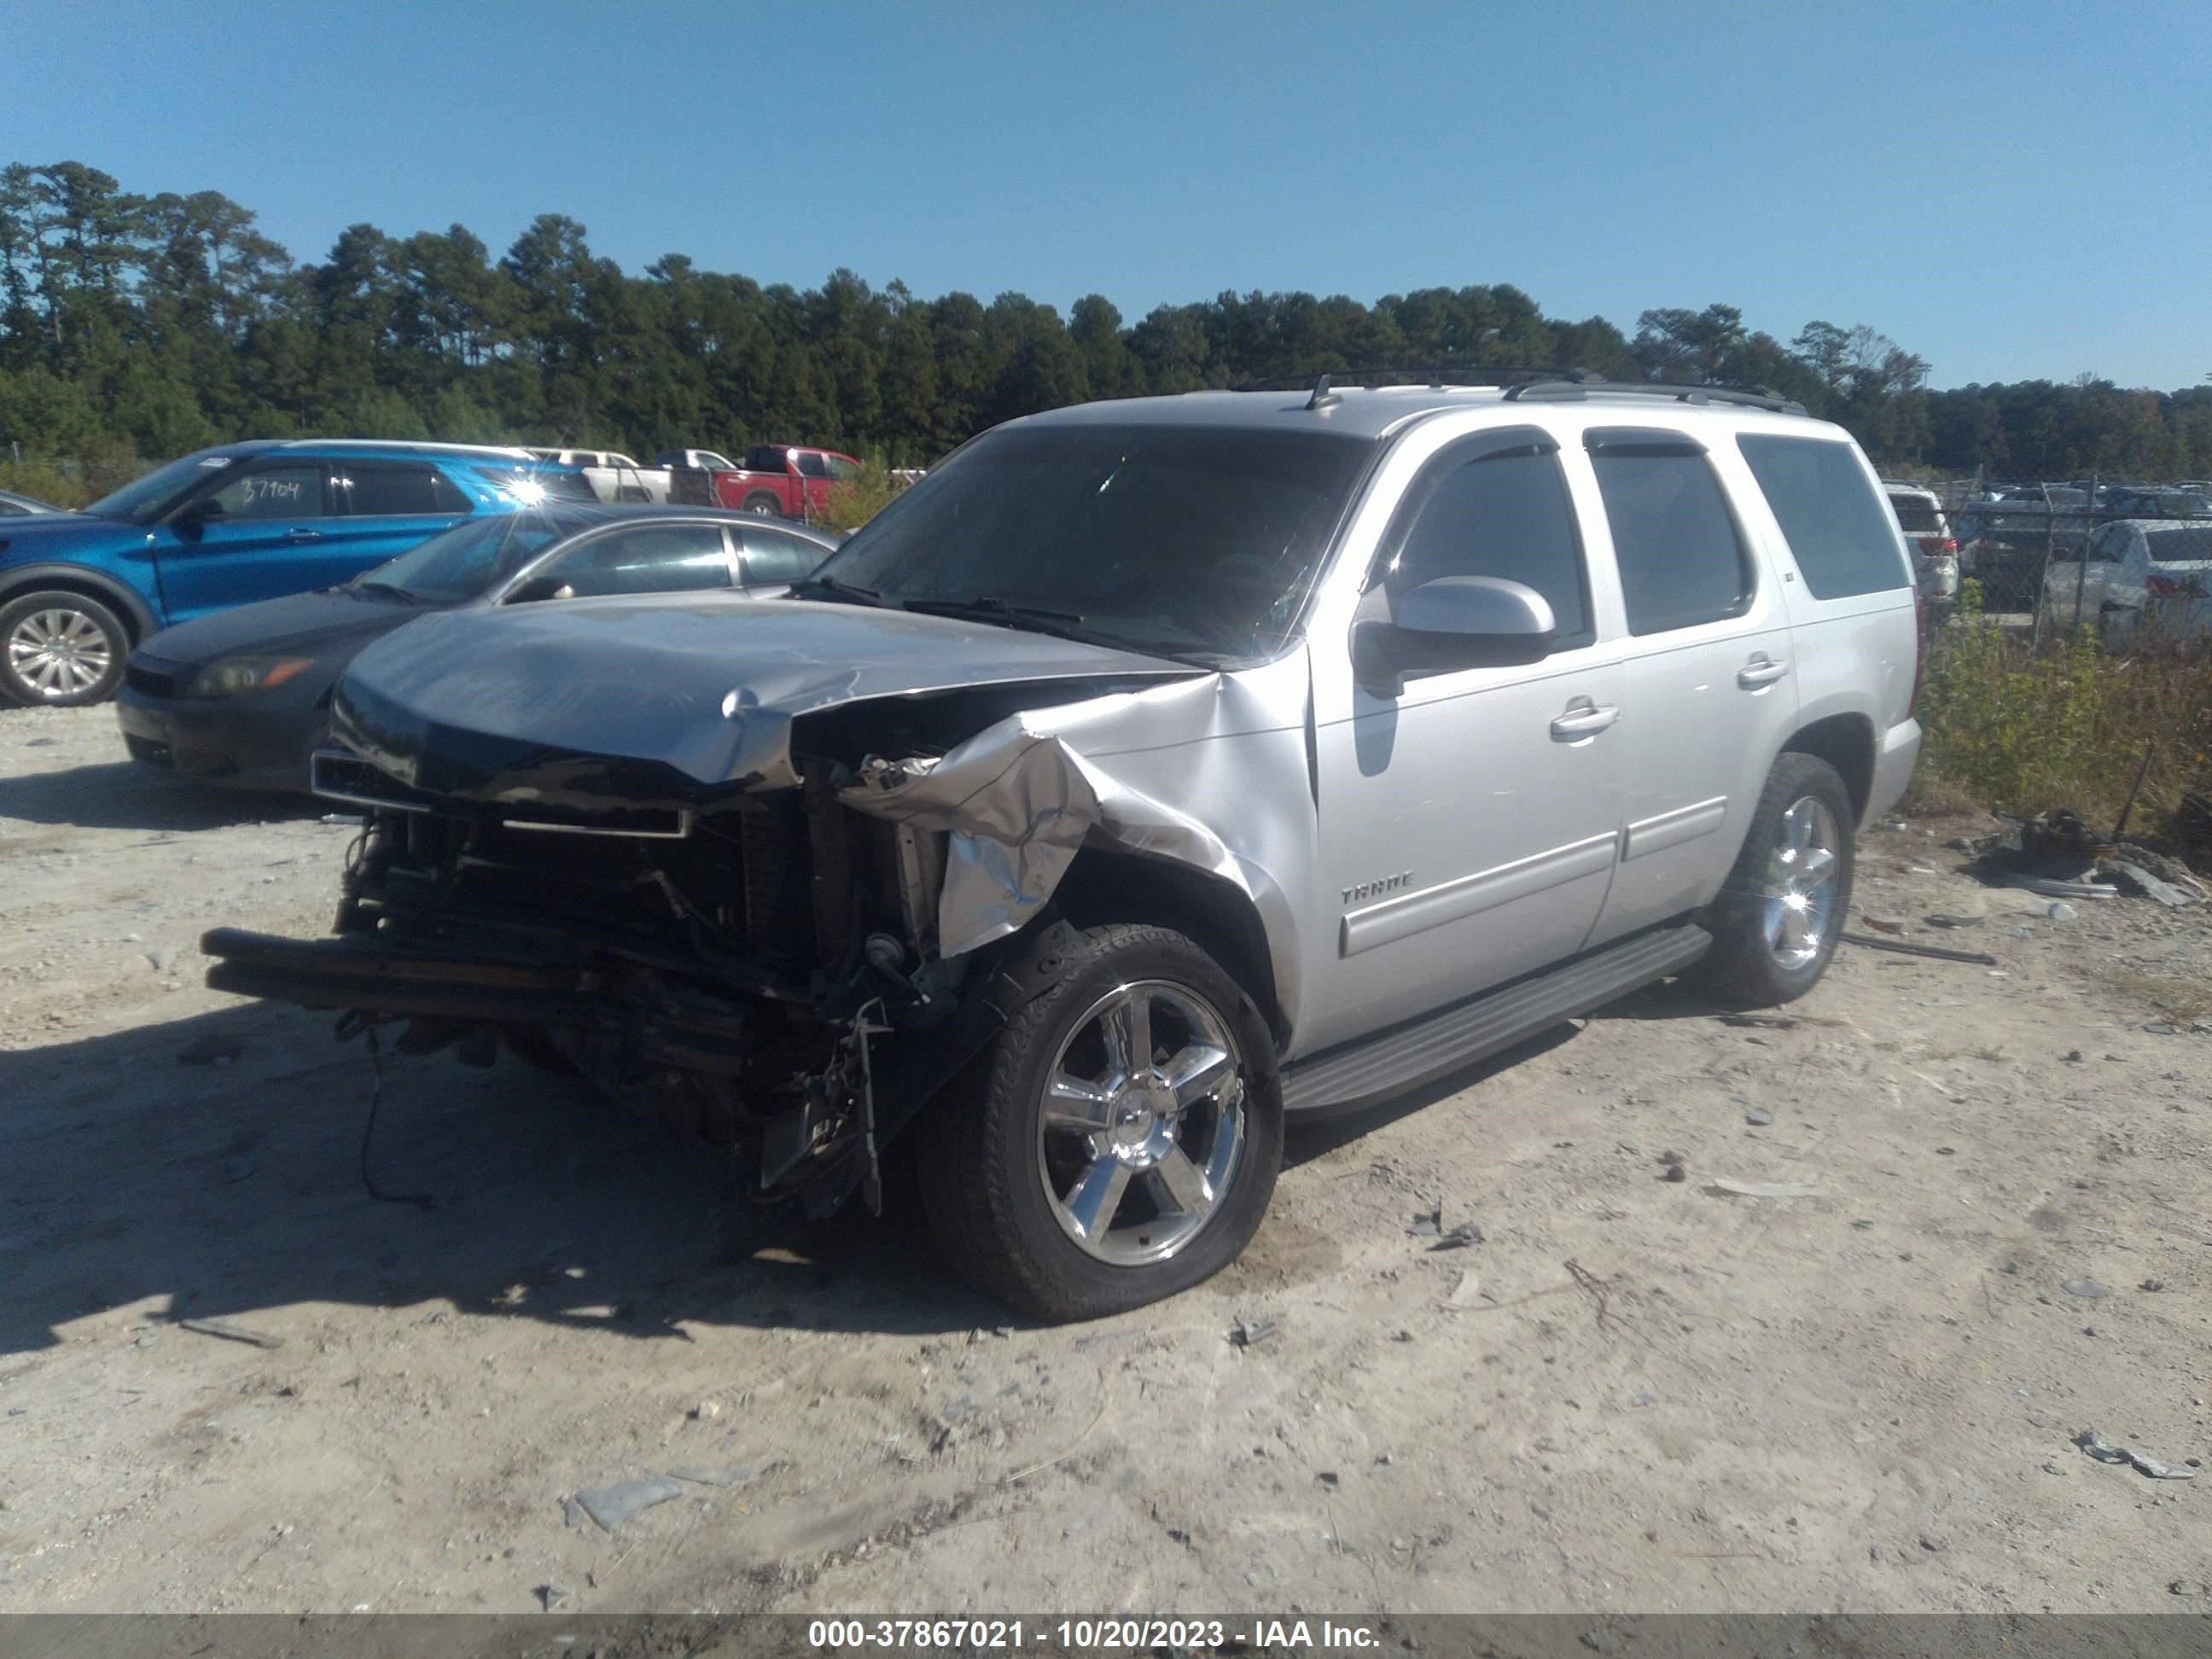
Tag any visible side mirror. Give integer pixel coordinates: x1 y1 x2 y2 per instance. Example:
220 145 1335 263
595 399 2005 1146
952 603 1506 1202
171 497 223 536
504 575 573 604
1353 576 1556 696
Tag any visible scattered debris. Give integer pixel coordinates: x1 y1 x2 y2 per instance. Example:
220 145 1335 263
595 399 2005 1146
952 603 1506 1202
2104 860 2203 909
177 1033 244 1066
573 1476 685 1532
1406 1208 1441 1237
2043 900 2078 922
2075 1429 2197 1481
1841 931 1998 966
1743 1107 1774 1126
1718 1013 1797 1029
688 1399 722 1421
1228 1317 1278 1349
538 1583 573 1612
175 1317 283 1350
2059 1278 2110 1300
1924 913 1986 929
1430 1221 1482 1251
663 1464 750 1488
1316 1470 1340 1489
2144 1022 2180 1036
1630 1391 1661 1407
2004 873 2117 899
1657 1150 1687 1184
1709 1179 1823 1199
2140 1279 2166 1293
1862 914 1906 934
1442 1271 1485 1309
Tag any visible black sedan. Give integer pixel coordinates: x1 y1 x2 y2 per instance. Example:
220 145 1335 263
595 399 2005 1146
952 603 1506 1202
115 504 837 791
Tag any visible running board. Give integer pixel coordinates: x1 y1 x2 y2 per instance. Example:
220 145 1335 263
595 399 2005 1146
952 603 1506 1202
1279 923 1711 1118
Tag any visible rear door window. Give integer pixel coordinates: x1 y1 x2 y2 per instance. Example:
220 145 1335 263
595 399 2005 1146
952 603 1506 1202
737 526 825 585
531 524 734 598
1587 432 1752 632
795 451 830 479
339 463 469 516
1378 437 1592 647
1736 435 1911 600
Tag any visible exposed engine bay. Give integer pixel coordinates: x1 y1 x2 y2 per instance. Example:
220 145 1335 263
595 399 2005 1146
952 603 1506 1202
203 669 1210 1215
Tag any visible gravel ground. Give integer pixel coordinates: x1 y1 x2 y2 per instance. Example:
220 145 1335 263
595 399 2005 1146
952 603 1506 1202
3 702 2209 1615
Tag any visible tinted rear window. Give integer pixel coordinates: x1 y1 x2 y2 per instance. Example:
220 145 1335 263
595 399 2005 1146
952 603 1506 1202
1587 435 1750 635
1887 493 1941 533
342 464 467 516
2145 527 2212 565
1738 435 1911 599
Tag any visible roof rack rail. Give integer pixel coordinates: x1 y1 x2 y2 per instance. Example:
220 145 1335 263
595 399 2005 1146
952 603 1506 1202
1501 379 1807 416
1236 365 1598 393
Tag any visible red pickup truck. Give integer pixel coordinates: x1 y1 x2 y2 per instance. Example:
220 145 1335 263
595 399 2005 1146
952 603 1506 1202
659 445 864 520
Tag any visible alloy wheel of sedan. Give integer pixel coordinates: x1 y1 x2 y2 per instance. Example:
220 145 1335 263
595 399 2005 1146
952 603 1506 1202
1761 795 1842 971
1034 978 1248 1267
8 605 114 701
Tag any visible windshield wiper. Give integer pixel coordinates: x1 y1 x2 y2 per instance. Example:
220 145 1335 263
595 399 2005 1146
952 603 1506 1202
347 580 419 602
899 595 1094 638
789 573 890 606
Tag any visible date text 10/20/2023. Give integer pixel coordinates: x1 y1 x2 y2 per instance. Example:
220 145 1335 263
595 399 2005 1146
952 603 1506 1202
806 1620 1383 1650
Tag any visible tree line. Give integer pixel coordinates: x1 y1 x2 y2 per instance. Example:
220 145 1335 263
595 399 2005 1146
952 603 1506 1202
4 160 2209 499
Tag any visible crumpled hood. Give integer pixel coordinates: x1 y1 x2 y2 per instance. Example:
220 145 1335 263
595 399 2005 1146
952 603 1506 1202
332 593 1198 807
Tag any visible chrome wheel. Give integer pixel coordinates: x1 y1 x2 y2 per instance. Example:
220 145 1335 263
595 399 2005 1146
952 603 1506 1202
1035 979 1248 1267
7 606 114 700
1761 795 1842 971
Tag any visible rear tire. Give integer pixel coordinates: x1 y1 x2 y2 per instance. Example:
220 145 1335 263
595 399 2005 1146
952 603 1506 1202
1 589 129 707
917 924 1282 1321
1693 752 1855 1008
742 492 782 517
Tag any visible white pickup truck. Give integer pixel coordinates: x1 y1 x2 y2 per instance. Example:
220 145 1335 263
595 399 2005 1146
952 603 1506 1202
526 449 672 505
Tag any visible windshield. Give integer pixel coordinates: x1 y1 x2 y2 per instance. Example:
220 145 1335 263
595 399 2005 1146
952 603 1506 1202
353 508 588 601
84 452 238 523
811 422 1373 661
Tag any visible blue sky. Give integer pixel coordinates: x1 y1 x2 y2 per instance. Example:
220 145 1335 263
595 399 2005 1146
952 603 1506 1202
5 0 2206 390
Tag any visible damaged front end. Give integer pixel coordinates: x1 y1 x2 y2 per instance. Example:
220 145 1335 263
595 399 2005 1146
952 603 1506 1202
201 598 1229 1216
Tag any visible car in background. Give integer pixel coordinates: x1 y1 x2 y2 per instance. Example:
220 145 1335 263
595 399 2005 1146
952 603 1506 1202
0 488 67 516
115 504 837 791
0 440 591 708
1882 481 1959 610
661 445 864 519
527 448 672 504
2103 486 2210 520
2038 517 2212 643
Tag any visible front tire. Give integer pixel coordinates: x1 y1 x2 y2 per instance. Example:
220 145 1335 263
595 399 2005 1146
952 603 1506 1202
1694 752 1855 1007
918 924 1282 1321
1 590 129 707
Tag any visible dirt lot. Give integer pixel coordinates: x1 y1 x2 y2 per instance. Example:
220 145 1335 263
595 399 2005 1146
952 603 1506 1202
3 702 2209 1616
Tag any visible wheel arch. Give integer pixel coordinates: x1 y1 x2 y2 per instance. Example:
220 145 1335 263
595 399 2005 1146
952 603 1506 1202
1781 711 1876 828
1048 847 1289 1052
0 564 158 646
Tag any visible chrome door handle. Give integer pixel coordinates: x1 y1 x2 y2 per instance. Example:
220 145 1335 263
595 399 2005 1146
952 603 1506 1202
1738 655 1790 688
1550 701 1621 738
283 528 323 543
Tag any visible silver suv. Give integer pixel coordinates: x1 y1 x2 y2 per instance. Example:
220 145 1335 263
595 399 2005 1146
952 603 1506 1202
206 377 1924 1320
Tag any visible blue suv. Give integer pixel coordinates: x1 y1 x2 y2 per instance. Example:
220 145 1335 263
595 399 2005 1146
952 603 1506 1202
0 440 590 707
